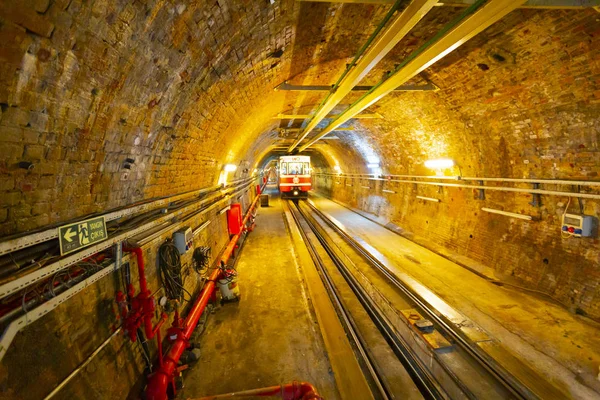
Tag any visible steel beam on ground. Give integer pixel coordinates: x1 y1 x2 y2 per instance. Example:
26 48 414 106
275 82 438 91
287 0 438 152
298 0 527 152
295 0 600 8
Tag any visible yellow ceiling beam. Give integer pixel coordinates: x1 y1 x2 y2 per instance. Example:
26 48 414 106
287 0 438 152
295 0 600 8
298 0 527 152
274 113 382 119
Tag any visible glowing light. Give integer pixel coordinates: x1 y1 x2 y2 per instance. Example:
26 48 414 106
333 165 341 172
367 163 379 169
224 164 237 172
367 156 380 164
424 158 455 170
217 171 228 186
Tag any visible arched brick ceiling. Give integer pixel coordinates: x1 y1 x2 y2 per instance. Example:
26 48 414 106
0 1 599 235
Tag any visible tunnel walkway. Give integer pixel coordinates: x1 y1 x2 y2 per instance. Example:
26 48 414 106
181 188 339 399
309 194 600 398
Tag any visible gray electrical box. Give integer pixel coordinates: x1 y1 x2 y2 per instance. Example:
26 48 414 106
562 213 597 238
173 227 193 254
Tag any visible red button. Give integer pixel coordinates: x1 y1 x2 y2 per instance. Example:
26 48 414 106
568 227 575 233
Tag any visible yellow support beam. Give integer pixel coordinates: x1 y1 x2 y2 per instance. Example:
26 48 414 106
274 113 382 119
287 0 438 152
295 0 600 8
298 0 527 152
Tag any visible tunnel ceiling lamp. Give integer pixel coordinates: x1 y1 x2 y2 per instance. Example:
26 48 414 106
424 158 455 170
287 0 439 153
367 156 380 164
295 0 526 153
224 164 237 172
367 163 380 169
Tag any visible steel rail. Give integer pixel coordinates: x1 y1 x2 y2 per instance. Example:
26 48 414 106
288 202 392 400
304 200 536 399
290 200 446 400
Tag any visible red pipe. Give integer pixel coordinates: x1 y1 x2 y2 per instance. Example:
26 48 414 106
123 246 149 293
145 186 264 400
192 381 323 400
122 246 158 340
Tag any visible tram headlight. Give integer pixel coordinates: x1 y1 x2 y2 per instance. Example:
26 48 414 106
293 190 299 196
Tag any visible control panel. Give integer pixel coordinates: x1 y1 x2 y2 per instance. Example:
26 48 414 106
561 213 596 238
173 227 193 254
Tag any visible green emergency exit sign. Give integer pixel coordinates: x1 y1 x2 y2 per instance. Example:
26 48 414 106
58 216 108 255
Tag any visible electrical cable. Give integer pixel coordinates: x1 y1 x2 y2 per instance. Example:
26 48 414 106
158 240 192 302
561 197 572 239
192 246 211 274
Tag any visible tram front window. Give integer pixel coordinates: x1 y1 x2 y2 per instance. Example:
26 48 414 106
285 162 308 175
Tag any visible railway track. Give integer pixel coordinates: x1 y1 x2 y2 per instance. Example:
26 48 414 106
287 199 538 400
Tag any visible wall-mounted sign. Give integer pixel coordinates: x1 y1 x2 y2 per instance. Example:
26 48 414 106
58 216 107 255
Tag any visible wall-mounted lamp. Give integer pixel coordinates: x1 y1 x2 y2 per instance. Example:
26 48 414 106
224 164 237 172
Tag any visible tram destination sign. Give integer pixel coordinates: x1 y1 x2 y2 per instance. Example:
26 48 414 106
58 216 107 256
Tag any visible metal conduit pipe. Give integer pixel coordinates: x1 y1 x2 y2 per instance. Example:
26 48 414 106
43 327 123 400
382 174 600 187
145 185 264 400
382 178 600 200
314 173 600 200
191 381 323 400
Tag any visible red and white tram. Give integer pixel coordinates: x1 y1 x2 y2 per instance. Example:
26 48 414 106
279 155 311 198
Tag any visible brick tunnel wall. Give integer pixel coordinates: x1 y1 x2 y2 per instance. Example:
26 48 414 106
314 8 600 320
1 1 600 397
0 0 302 236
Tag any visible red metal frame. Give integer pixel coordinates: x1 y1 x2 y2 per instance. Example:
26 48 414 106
144 186 264 400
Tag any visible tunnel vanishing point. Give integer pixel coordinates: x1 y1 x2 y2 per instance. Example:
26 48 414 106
1 1 600 400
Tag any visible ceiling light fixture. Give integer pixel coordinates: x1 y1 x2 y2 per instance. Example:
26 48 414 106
424 158 454 170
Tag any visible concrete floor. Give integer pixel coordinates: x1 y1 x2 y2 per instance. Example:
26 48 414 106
181 189 339 399
310 195 600 399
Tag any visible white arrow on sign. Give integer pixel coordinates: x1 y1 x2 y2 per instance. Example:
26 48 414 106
63 227 76 243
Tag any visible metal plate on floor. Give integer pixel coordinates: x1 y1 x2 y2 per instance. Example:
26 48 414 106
401 309 453 353
58 216 107 255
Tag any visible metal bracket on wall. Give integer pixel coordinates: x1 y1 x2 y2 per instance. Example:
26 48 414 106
478 180 486 200
530 183 542 207
114 241 123 272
